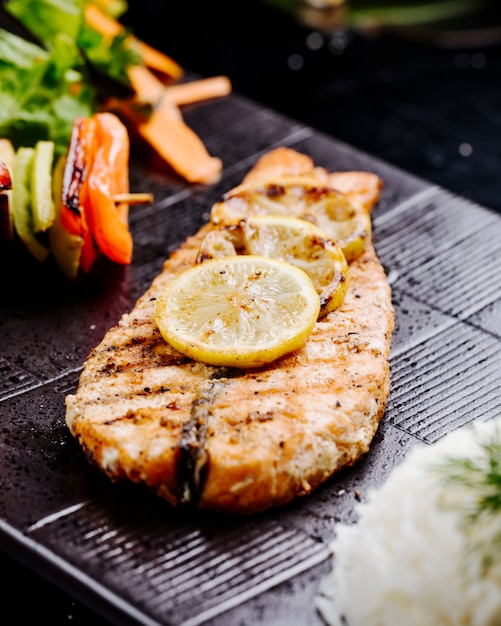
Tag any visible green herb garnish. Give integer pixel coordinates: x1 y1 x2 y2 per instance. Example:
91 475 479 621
435 421 501 575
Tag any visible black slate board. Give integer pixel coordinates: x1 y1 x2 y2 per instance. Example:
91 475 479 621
1 84 500 626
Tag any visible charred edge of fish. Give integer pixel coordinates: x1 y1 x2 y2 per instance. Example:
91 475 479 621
212 366 242 379
176 379 227 505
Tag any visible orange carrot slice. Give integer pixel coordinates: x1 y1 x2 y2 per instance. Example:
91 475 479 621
128 65 231 109
166 76 232 106
84 4 183 80
127 64 164 103
84 3 120 37
135 40 183 81
84 112 133 265
129 104 222 184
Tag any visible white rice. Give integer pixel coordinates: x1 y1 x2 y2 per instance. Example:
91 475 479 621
316 418 501 626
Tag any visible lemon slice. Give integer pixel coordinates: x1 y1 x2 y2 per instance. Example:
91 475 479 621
210 176 371 262
154 255 320 368
197 215 348 318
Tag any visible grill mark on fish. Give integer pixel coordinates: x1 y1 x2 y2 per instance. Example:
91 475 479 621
177 378 228 504
94 352 193 377
92 334 193 378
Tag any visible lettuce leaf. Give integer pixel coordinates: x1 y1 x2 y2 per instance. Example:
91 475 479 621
0 28 93 153
0 0 139 153
6 0 84 45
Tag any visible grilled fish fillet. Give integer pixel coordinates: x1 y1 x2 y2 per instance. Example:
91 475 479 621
65 147 394 515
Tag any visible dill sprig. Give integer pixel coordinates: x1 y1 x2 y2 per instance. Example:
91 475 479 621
434 421 501 575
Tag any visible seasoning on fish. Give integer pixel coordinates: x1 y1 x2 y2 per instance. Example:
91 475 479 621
65 147 394 515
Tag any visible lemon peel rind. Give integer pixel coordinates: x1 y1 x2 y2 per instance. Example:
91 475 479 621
210 178 371 263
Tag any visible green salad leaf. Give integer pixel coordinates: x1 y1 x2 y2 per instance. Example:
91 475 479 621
0 0 139 154
0 28 93 154
5 0 83 45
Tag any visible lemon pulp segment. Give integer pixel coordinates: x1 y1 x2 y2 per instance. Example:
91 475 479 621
154 255 320 368
197 214 348 317
210 177 371 262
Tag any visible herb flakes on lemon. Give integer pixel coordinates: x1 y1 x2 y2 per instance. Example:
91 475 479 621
154 255 320 368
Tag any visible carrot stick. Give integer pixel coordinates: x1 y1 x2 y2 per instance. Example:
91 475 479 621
127 65 231 108
84 4 183 80
132 105 222 184
125 66 182 128
85 6 227 186
135 40 183 81
84 3 121 37
126 65 182 120
165 76 232 106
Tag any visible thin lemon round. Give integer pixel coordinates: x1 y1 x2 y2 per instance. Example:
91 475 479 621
197 214 348 318
154 255 320 368
210 176 371 262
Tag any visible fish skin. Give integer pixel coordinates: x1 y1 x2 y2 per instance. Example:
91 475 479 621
65 148 394 515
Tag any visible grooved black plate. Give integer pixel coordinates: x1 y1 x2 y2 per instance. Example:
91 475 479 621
1 84 500 626
28 498 329 626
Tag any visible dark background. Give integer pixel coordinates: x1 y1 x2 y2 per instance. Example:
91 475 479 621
3 0 501 623
122 0 501 214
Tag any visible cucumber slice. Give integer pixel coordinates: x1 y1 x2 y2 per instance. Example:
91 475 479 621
31 140 56 232
49 155 84 280
11 147 49 262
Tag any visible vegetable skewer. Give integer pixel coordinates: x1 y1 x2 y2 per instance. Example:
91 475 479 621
2 112 153 280
1 0 232 185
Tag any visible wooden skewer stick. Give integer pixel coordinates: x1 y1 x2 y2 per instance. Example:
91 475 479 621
114 192 154 205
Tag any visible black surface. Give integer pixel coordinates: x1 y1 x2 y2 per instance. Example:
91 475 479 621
2 1 501 624
122 0 501 215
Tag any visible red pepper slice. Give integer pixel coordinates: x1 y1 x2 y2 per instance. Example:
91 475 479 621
79 228 99 273
0 160 11 191
84 112 133 265
60 116 97 237
0 159 12 242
